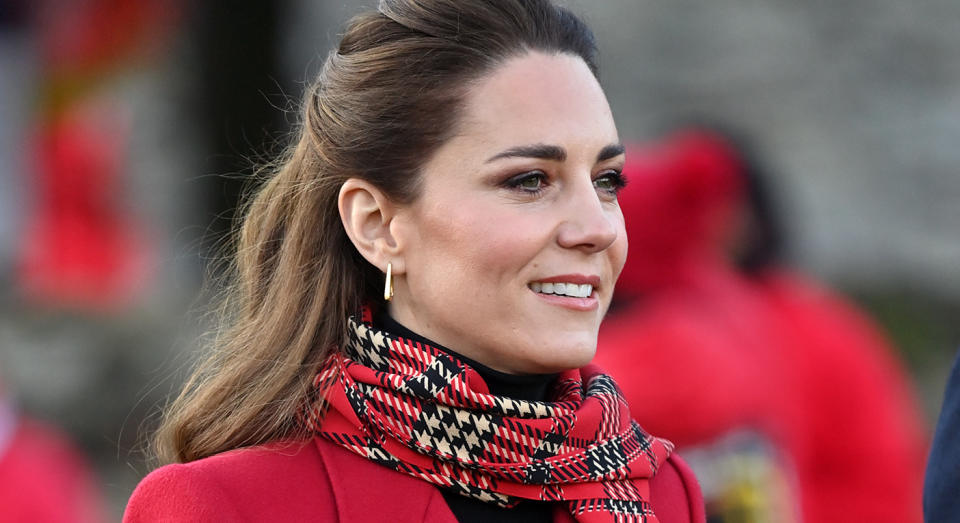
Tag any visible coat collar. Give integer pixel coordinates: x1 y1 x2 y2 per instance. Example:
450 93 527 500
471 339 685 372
312 437 575 522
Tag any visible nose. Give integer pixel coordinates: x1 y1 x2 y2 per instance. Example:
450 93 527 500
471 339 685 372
556 178 620 253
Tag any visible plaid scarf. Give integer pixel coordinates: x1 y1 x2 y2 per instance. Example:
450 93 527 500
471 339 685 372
302 314 674 522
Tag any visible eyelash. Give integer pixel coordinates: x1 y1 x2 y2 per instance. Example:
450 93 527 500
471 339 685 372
504 170 548 196
594 170 628 195
503 169 627 198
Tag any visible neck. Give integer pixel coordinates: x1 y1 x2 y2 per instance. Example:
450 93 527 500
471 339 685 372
373 310 557 402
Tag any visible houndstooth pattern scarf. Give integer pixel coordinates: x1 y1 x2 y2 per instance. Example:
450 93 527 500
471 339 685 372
302 314 674 522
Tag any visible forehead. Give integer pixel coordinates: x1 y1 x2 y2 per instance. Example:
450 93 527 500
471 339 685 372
451 51 618 151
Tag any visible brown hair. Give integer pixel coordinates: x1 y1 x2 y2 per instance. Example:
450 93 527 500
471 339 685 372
155 0 599 464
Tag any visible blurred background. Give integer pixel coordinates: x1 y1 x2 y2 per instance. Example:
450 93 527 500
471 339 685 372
0 0 957 519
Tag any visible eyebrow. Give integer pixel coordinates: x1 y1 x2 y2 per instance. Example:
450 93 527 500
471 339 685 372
486 144 566 163
485 142 625 163
597 143 626 162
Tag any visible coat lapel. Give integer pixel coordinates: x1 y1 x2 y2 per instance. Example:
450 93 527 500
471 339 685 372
314 437 457 522
314 437 579 522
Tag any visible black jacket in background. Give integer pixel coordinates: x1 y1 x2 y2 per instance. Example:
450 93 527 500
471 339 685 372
924 349 960 521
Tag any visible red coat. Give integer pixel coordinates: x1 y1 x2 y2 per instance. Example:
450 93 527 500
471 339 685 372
595 133 926 521
596 267 927 522
0 419 106 523
124 437 705 522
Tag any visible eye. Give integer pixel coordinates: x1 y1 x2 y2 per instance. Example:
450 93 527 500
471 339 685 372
594 169 627 195
505 171 547 194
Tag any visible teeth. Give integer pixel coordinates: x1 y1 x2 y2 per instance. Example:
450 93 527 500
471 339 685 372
529 282 594 298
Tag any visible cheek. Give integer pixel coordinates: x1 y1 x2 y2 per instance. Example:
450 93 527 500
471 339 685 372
611 218 629 278
424 202 540 263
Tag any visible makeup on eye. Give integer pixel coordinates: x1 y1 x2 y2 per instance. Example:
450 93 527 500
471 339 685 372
500 167 627 199
504 170 548 194
487 142 627 197
593 169 627 195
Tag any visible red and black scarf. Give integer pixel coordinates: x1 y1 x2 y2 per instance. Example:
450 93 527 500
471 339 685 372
302 315 674 522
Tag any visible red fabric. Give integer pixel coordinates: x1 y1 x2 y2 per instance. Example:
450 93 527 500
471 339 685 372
19 110 150 310
39 0 180 71
19 0 180 310
598 267 926 522
594 130 926 522
615 131 744 296
598 271 791 447
0 420 106 523
124 437 703 522
757 271 926 522
306 317 675 522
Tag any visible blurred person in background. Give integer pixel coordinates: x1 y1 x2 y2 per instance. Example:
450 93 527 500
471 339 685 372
12 0 179 310
594 127 926 522
124 1 705 522
0 1 164 521
0 380 106 522
924 349 960 521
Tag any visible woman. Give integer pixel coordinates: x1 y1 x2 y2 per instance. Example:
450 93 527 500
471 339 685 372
125 1 704 521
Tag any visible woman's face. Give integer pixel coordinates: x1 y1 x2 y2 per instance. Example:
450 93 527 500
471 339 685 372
390 51 627 375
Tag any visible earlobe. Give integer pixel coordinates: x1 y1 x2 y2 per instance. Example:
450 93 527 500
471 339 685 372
338 179 402 272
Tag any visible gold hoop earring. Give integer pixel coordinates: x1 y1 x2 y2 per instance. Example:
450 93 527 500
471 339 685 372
384 262 394 302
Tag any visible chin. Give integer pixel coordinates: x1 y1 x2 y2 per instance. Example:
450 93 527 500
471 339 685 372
532 342 596 374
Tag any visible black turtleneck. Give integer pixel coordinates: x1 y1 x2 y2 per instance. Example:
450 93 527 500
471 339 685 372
373 311 557 523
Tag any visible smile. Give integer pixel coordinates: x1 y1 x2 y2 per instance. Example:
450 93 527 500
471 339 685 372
528 281 593 298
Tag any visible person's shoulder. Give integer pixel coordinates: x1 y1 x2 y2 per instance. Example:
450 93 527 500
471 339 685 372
123 439 335 522
649 453 706 523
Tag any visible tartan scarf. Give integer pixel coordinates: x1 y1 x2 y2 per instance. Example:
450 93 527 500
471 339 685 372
302 314 674 523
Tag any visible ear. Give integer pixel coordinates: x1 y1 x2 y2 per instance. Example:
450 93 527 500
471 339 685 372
338 178 404 274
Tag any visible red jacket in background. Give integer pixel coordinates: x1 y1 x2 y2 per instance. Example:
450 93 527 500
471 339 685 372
756 271 926 522
595 131 926 522
0 415 106 523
